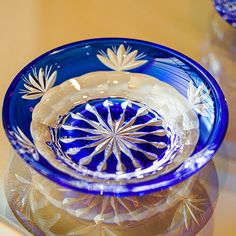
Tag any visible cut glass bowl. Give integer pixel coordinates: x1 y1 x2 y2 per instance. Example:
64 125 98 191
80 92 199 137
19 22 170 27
2 38 228 197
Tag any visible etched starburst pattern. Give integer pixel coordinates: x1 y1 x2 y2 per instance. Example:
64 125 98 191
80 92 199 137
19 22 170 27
97 44 147 71
172 195 208 230
53 98 169 173
187 81 214 117
20 66 57 100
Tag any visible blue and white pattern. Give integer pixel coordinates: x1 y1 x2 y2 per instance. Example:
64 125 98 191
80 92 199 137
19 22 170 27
20 66 57 100
8 127 39 161
213 0 236 27
50 98 169 173
187 81 214 117
97 44 147 71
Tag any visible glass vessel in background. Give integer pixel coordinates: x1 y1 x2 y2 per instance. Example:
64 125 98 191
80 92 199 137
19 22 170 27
201 12 235 142
212 0 236 28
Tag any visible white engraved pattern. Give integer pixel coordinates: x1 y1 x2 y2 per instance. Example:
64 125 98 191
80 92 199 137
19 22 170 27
9 127 39 161
97 44 147 71
59 99 167 173
20 66 57 100
187 81 214 117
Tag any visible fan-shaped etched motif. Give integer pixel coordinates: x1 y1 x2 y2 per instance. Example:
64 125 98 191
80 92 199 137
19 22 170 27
9 127 39 161
20 66 57 100
187 81 214 117
97 44 147 71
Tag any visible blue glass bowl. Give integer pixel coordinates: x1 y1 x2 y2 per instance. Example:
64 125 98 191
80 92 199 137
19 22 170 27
213 0 236 27
2 38 228 197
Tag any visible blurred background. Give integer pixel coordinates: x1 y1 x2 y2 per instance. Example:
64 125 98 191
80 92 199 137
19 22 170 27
0 0 235 235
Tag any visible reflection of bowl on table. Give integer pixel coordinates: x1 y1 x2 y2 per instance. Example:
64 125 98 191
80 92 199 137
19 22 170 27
5 154 218 236
2 38 228 197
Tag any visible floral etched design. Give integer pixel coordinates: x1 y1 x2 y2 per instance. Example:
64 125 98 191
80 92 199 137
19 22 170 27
97 44 147 71
9 127 39 161
56 99 168 173
187 81 214 117
20 66 57 100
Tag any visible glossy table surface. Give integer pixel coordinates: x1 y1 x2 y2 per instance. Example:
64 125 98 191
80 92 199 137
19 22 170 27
0 0 235 235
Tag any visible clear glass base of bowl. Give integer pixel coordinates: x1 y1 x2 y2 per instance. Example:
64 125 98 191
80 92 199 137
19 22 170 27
5 153 218 236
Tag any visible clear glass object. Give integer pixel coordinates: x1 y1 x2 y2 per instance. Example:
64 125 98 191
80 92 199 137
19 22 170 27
5 153 219 236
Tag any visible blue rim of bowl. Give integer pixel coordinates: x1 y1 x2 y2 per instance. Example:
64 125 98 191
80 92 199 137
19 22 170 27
2 38 229 197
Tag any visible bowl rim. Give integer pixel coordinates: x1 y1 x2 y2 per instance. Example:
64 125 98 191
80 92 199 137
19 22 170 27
2 37 229 196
